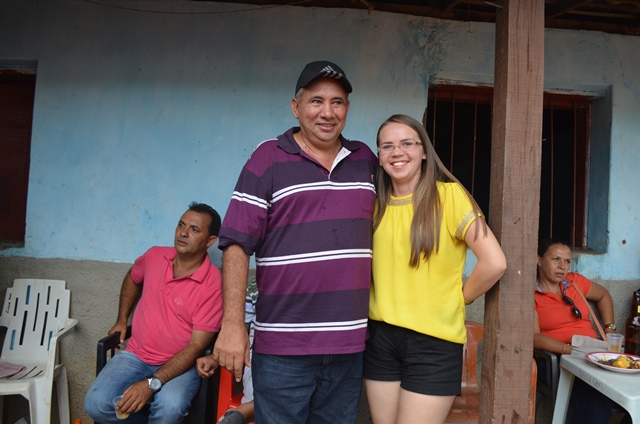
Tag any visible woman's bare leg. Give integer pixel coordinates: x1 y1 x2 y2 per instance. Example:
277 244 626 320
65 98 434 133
397 390 455 424
365 379 401 424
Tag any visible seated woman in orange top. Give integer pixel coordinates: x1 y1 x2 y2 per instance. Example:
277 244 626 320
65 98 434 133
534 238 625 424
534 240 615 352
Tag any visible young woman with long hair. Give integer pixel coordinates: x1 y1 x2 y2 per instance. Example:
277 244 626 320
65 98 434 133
364 114 507 424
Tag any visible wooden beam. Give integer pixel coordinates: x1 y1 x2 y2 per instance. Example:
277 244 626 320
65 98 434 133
480 1 544 423
437 0 461 12
545 0 592 20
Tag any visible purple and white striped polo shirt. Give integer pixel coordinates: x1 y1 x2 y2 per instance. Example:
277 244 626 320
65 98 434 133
218 127 377 355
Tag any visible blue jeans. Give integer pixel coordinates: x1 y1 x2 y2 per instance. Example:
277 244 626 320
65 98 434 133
568 379 612 424
84 350 200 424
252 352 363 424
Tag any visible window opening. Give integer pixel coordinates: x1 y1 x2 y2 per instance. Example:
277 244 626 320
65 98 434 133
425 85 590 248
0 70 36 246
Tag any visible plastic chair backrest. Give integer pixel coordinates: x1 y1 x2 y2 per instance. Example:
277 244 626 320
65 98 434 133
533 348 559 405
96 326 132 376
0 279 72 366
216 367 244 420
0 279 77 424
461 321 484 394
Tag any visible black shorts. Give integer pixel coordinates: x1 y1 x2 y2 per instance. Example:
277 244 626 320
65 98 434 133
363 320 463 396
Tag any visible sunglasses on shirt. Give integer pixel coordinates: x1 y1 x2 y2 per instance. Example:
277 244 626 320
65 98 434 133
562 295 582 320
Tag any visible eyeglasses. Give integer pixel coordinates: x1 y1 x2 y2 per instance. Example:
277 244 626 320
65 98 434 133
378 140 423 155
562 295 582 320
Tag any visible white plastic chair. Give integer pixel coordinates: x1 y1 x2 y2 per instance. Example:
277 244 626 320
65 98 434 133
0 279 77 424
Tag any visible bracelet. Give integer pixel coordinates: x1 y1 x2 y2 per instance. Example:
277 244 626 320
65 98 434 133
561 343 571 355
464 298 474 305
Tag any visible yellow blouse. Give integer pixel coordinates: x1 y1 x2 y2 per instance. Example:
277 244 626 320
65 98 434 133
369 182 478 344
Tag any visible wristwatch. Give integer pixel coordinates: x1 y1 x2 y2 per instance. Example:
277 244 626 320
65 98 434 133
147 375 162 392
604 323 617 331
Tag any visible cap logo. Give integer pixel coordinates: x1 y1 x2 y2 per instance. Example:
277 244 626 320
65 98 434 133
295 61 352 94
320 65 343 80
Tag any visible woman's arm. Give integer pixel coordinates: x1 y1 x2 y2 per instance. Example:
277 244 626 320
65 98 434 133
586 280 616 335
534 311 573 354
461 218 507 304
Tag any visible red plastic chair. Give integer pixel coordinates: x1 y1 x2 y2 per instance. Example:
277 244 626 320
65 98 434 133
216 367 244 420
445 322 537 424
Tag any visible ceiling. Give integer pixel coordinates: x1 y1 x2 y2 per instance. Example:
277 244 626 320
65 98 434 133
195 0 640 36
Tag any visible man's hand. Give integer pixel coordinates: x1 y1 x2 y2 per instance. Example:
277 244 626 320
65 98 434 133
119 380 154 414
108 321 129 344
213 321 250 382
196 354 219 378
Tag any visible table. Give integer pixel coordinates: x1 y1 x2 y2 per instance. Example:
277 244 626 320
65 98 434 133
552 352 640 423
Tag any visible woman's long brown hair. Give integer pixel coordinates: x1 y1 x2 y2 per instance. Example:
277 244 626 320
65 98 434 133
374 114 487 268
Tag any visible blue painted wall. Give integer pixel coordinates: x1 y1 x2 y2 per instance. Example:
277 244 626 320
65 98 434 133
1 0 639 280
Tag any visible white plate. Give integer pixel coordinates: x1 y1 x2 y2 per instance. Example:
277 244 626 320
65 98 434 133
585 352 640 374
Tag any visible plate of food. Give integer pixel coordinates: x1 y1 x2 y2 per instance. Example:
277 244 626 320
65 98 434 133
585 352 640 374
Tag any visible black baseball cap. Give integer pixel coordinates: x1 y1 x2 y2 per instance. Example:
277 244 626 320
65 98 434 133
295 61 353 95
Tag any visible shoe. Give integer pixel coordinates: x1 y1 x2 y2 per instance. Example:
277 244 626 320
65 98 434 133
218 410 247 424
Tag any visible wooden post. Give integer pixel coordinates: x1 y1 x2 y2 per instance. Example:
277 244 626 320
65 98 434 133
480 1 545 423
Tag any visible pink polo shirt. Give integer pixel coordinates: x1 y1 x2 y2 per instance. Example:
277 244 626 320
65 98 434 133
125 246 223 365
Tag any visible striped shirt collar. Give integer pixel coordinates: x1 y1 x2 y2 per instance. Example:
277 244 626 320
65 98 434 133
535 278 570 293
278 127 360 155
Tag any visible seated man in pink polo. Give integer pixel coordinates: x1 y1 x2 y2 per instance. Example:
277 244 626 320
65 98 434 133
85 202 223 424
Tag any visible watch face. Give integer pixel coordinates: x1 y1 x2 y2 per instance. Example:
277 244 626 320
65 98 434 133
148 377 162 391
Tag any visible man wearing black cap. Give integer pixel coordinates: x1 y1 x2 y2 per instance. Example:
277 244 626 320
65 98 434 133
210 60 377 423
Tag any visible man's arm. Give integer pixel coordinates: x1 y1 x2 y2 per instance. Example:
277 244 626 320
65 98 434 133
108 269 141 343
213 244 251 382
118 329 216 414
